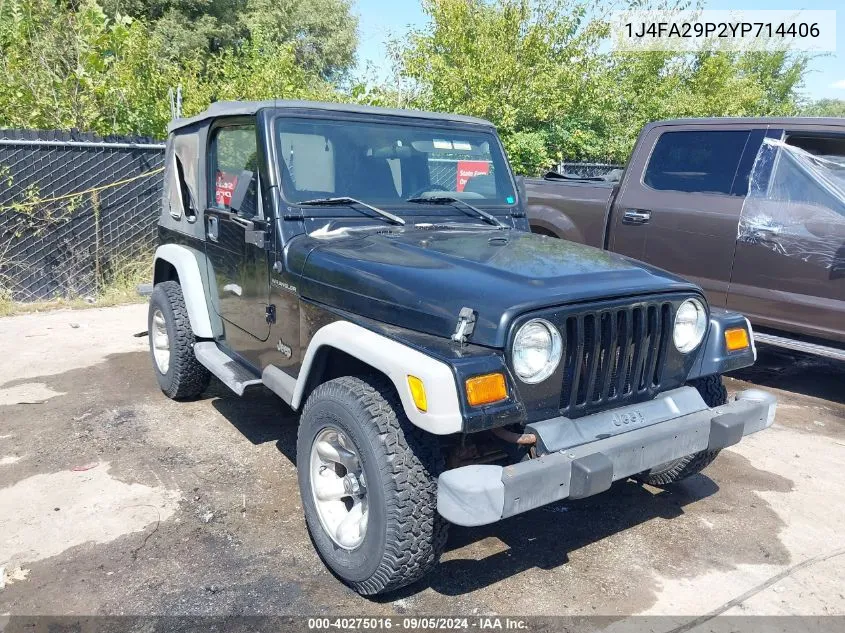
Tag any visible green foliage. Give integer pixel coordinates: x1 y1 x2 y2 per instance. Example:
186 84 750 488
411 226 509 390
180 36 337 115
396 0 809 170
501 130 551 176
98 0 358 78
99 0 248 60
0 0 340 137
243 0 358 81
0 0 172 135
400 0 603 134
802 99 845 117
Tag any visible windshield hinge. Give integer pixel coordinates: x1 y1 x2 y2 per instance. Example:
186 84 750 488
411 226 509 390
451 307 477 345
265 304 276 325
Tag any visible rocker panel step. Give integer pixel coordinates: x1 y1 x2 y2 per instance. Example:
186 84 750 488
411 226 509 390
193 342 262 395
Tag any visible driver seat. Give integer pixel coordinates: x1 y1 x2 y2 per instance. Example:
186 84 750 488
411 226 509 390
348 157 399 200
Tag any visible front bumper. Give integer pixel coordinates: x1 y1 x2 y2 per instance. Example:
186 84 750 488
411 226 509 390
437 387 777 526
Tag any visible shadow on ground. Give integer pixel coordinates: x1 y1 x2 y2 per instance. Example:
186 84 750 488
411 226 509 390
392 476 720 598
211 385 298 460
728 345 845 404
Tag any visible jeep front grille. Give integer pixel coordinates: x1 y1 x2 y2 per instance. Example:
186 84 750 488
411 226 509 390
558 301 673 418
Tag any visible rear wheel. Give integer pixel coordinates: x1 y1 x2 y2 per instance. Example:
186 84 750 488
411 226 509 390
636 375 728 486
297 375 447 595
148 281 210 399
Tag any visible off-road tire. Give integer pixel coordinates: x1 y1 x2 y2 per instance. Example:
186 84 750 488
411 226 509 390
635 375 728 486
148 280 211 399
297 375 448 595
687 374 729 408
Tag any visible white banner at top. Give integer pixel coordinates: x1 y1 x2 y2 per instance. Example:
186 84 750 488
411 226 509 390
610 10 837 52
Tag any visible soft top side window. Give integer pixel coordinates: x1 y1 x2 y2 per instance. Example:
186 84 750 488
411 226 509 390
644 130 750 196
209 124 259 216
166 132 201 221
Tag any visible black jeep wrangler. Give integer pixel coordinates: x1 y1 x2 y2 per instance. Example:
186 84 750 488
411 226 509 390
148 100 776 595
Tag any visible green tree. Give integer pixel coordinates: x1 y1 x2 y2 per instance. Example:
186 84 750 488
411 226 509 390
182 36 337 112
802 98 845 117
99 0 358 79
400 0 603 136
244 0 358 81
0 0 336 137
395 0 809 171
0 0 183 136
501 130 550 176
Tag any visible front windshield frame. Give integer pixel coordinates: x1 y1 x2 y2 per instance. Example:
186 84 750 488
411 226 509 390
269 112 519 216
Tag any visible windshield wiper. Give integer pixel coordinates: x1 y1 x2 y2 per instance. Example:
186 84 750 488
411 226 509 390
299 197 405 226
405 196 507 228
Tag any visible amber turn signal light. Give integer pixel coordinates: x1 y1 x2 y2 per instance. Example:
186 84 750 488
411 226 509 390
724 327 750 352
465 373 508 407
407 375 427 412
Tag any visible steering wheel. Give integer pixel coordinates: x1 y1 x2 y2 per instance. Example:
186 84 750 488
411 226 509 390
407 184 450 200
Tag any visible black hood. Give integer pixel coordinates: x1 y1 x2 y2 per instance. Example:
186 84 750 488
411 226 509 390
294 227 700 348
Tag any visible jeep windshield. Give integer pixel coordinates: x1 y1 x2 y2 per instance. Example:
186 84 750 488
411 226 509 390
274 117 517 220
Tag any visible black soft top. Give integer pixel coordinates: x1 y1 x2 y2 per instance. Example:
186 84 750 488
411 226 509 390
168 100 495 133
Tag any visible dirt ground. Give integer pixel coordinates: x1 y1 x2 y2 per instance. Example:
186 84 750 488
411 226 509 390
1 303 844 620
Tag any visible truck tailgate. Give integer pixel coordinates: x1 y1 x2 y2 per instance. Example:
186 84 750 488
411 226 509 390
525 178 614 247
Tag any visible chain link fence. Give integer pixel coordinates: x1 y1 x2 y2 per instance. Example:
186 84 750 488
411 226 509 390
428 159 461 190
0 130 165 302
557 162 624 179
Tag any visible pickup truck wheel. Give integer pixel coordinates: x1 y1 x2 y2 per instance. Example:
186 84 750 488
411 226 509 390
148 281 211 400
297 375 448 595
635 375 728 486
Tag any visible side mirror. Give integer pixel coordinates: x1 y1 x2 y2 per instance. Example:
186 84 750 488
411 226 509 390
230 169 256 215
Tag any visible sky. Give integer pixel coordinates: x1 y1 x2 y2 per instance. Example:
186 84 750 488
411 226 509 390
353 0 844 102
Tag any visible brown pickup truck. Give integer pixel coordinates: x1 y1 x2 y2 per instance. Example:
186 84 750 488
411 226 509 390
526 117 845 360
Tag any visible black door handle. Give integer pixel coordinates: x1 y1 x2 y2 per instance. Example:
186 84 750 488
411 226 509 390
622 209 652 225
206 215 219 241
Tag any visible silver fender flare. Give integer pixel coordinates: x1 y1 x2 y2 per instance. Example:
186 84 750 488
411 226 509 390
153 244 215 338
268 321 464 435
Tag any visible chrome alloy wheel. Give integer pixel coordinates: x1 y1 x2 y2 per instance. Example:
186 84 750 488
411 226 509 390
151 309 171 374
309 427 368 550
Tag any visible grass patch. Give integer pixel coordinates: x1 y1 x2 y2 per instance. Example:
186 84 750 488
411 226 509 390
0 252 152 318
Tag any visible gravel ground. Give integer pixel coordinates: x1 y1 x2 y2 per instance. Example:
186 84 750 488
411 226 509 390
0 303 843 623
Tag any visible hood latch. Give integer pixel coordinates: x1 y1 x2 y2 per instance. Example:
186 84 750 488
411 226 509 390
452 307 477 345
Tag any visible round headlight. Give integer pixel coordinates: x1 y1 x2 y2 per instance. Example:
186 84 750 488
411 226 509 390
512 319 562 384
673 298 707 353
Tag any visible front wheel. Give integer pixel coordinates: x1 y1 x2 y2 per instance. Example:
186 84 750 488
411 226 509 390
635 375 728 486
297 376 448 595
